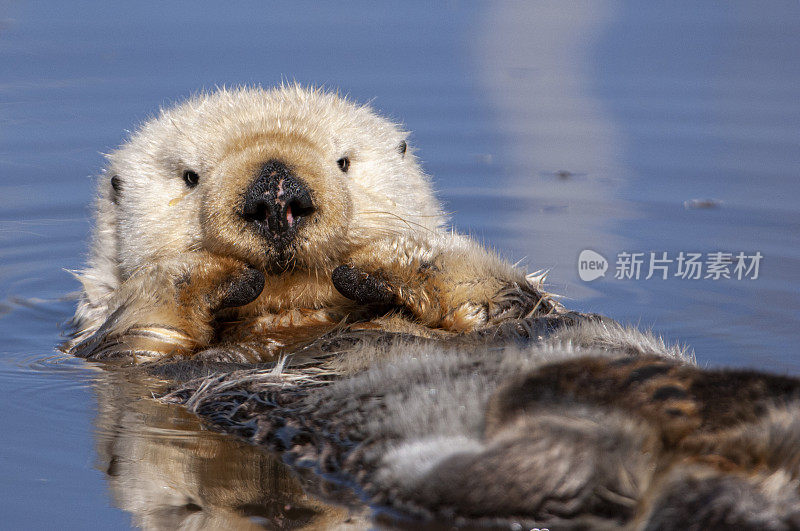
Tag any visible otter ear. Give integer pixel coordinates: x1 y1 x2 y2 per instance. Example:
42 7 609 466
110 175 121 204
398 140 407 157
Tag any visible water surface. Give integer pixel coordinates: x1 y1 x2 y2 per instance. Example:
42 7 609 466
1 1 798 528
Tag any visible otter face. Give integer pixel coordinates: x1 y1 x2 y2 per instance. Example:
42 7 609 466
103 86 444 277
198 126 353 273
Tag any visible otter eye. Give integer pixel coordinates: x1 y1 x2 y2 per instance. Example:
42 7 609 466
182 170 200 187
398 140 407 156
336 157 350 173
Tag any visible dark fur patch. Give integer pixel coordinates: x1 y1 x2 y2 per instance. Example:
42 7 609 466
110 175 121 204
623 364 672 386
417 261 439 273
687 370 800 430
652 385 689 401
174 271 191 289
608 356 637 367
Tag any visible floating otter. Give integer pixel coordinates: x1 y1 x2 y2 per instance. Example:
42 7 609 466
67 86 800 529
161 325 800 530
67 85 554 362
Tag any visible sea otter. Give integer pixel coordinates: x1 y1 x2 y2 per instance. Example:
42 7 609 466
66 85 554 362
66 86 800 529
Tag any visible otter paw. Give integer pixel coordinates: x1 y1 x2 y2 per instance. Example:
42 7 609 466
487 281 550 323
332 265 397 306
440 281 552 332
213 266 266 310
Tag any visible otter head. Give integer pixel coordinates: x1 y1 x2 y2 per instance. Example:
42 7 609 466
103 86 444 277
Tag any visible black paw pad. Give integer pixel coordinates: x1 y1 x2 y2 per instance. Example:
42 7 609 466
216 266 265 310
332 265 396 306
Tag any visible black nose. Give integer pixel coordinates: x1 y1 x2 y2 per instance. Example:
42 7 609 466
240 160 315 238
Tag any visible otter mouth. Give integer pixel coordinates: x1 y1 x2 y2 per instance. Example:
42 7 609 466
239 160 316 244
266 252 298 275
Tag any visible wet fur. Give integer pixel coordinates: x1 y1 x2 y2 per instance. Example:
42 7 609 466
165 320 800 529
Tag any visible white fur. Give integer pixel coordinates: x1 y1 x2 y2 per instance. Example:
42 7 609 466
73 85 446 337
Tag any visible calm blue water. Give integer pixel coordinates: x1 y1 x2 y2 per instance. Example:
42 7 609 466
1 2 798 528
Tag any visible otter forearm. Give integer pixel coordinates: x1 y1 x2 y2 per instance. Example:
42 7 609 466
336 232 554 331
68 252 263 360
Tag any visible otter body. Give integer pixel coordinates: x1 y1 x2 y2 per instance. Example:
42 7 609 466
67 86 800 528
68 86 552 361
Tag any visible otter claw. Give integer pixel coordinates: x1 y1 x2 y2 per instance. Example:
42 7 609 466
332 265 397 306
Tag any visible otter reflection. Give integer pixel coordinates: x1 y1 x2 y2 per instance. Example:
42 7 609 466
90 365 369 530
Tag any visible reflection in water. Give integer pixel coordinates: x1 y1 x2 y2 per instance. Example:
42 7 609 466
90 368 367 529
475 2 629 299
474 3 800 372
